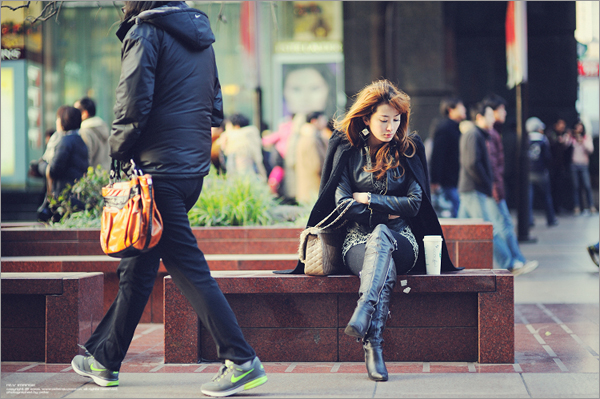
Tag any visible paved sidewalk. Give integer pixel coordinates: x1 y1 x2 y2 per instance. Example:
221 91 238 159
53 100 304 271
1 212 598 398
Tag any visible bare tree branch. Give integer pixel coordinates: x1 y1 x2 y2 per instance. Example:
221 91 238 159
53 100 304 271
1 2 31 11
2 1 63 25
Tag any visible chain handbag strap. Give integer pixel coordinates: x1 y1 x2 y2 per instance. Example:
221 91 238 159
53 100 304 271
313 199 355 231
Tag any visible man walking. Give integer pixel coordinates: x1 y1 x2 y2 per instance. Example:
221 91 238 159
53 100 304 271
430 97 466 217
458 103 538 275
70 2 267 397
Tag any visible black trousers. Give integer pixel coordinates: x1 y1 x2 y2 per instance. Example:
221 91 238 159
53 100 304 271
85 177 255 371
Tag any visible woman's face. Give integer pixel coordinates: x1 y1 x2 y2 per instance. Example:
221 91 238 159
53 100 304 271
364 103 401 147
283 68 329 115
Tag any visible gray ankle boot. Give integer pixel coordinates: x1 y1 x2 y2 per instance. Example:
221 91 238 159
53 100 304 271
345 225 397 339
363 262 396 381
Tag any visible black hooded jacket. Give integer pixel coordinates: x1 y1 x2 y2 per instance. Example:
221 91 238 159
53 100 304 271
287 130 460 275
109 2 223 177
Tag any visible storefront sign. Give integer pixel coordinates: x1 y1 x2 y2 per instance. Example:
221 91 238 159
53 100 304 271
578 60 599 77
1 67 16 176
1 48 23 61
274 41 343 54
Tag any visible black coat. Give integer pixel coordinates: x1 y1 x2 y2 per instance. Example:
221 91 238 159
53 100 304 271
289 130 460 275
109 2 223 178
48 130 89 196
430 118 461 188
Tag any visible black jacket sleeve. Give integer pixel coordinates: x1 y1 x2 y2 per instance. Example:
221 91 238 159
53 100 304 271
369 178 422 218
334 163 388 228
211 68 224 127
109 33 159 161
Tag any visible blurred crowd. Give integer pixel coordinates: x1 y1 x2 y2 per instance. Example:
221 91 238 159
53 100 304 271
426 93 597 273
210 110 333 206
427 95 597 221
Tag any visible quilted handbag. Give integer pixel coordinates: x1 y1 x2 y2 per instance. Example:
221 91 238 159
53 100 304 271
298 199 354 276
100 160 163 258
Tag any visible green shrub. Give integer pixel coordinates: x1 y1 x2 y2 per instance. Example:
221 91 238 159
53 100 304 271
46 166 312 228
47 165 109 227
188 172 279 226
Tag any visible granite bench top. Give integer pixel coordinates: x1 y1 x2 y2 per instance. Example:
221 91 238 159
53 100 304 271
1 272 104 295
166 269 508 294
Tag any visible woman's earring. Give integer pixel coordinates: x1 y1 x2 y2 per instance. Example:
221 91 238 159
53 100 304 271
361 128 370 137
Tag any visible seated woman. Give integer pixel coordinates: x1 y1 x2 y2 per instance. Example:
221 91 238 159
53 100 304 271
47 105 89 197
292 80 459 381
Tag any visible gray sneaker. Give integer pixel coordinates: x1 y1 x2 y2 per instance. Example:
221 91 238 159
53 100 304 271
71 354 119 387
509 260 539 276
201 357 267 397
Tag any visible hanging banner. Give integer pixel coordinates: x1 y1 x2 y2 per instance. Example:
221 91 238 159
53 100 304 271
506 1 528 89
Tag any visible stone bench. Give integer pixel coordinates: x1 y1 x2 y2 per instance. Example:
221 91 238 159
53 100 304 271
164 269 513 364
1 272 104 363
1 220 494 324
1 255 298 324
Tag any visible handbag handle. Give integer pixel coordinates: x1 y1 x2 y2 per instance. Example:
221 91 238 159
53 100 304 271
314 199 355 230
109 159 143 184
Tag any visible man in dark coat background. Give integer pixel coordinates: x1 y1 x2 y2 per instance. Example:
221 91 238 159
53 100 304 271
430 97 467 218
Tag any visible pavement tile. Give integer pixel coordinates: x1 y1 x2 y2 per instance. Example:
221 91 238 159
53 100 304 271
473 364 518 373
374 373 530 398
522 373 600 398
385 362 423 373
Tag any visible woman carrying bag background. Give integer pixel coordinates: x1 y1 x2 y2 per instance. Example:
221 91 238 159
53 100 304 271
290 80 460 381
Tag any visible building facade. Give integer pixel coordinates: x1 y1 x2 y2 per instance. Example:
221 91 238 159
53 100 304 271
1 1 584 218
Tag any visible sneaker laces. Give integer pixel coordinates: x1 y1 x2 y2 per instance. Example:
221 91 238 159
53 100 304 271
212 361 235 382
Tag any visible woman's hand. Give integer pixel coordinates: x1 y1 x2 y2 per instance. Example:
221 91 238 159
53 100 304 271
352 192 370 204
388 214 399 219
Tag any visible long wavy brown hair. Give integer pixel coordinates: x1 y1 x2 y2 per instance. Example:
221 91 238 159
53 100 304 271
334 80 416 179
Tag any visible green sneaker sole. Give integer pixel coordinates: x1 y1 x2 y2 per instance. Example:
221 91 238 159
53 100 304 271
201 375 267 397
71 359 119 387
244 375 268 390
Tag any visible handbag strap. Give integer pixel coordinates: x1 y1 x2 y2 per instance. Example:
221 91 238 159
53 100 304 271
143 177 154 250
314 199 355 230
109 159 144 184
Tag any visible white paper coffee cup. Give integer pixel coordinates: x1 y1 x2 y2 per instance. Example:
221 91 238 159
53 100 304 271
423 235 443 275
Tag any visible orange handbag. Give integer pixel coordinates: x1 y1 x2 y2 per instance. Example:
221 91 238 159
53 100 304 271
100 160 163 258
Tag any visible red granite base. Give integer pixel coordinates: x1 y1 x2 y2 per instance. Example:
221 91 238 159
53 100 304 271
164 270 513 364
1 272 104 363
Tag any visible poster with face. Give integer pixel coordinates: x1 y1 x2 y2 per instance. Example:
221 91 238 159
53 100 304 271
273 54 344 126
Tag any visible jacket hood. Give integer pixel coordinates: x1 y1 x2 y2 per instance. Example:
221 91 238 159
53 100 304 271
118 2 215 50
